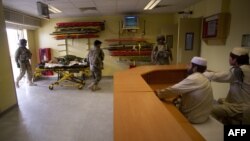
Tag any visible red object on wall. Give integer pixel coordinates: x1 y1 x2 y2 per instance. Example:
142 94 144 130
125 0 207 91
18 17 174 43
56 22 104 27
39 48 51 63
54 34 99 40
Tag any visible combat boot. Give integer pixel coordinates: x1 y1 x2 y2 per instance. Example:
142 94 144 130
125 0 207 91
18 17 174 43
29 82 37 86
15 81 20 88
87 82 95 90
28 80 37 86
92 84 101 91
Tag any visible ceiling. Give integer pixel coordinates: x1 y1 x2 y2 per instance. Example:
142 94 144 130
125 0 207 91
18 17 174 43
2 0 202 19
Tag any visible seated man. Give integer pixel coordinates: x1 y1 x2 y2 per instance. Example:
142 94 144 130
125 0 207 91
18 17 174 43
156 56 214 124
204 47 250 124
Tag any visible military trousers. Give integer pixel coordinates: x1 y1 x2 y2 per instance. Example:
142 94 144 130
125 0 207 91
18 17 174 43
91 68 102 85
16 61 33 82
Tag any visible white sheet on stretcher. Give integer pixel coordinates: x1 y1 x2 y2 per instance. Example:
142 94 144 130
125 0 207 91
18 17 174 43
45 61 88 68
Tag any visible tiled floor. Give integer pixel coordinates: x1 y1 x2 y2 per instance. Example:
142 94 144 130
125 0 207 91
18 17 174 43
0 77 113 141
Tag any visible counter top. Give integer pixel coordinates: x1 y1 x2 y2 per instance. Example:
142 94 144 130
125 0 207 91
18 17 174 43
114 64 205 141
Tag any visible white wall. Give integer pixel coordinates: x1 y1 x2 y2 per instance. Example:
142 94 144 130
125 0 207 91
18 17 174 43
0 0 17 113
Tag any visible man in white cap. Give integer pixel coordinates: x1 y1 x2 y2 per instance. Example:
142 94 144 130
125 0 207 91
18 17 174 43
156 56 214 124
204 47 250 124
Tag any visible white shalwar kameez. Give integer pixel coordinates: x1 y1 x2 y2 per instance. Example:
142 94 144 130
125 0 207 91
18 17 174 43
166 72 214 123
204 65 250 123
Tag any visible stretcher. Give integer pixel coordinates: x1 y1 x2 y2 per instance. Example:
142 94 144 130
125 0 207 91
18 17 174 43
34 62 90 90
109 50 152 56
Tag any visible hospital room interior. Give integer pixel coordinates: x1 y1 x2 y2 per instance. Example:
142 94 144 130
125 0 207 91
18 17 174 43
0 0 250 141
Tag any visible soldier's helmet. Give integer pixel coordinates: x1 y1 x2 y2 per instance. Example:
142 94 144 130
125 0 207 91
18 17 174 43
19 39 27 46
94 40 102 46
156 35 165 42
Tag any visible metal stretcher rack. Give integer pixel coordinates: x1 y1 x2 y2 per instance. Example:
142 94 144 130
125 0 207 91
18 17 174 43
34 63 90 90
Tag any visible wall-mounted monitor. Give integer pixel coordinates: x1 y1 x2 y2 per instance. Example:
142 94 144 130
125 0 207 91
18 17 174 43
123 16 139 29
37 1 50 19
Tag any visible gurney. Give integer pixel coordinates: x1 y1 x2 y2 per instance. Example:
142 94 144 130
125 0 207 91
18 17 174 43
34 60 90 90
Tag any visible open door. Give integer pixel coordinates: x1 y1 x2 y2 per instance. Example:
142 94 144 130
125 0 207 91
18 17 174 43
177 18 202 64
6 28 28 80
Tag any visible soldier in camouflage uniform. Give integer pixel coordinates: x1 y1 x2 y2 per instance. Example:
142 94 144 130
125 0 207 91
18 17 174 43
151 35 173 65
87 40 104 91
15 39 36 88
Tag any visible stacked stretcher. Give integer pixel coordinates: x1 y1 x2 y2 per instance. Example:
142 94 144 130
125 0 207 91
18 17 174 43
34 55 90 90
105 38 153 57
50 21 105 40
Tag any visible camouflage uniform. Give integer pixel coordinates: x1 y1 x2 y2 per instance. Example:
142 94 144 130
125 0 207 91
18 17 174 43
151 44 172 65
151 35 172 65
87 41 104 91
15 39 35 88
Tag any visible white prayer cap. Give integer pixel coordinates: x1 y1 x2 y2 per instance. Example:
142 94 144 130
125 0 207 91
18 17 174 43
231 47 249 56
191 56 207 66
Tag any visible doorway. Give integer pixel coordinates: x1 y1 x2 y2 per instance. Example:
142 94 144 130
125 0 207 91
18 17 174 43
6 28 28 83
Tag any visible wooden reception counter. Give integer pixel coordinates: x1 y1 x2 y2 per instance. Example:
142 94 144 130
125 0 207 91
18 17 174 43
114 64 205 141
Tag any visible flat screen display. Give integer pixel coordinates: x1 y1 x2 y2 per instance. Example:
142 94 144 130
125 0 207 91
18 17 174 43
123 16 139 29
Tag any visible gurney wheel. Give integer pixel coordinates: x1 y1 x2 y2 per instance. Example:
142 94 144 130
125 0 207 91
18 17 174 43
78 85 83 89
49 85 54 90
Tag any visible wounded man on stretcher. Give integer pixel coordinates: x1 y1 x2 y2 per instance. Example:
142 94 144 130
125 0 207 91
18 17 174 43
35 55 90 90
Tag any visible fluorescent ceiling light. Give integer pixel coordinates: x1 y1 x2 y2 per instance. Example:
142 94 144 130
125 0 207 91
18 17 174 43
48 5 61 13
144 0 161 10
